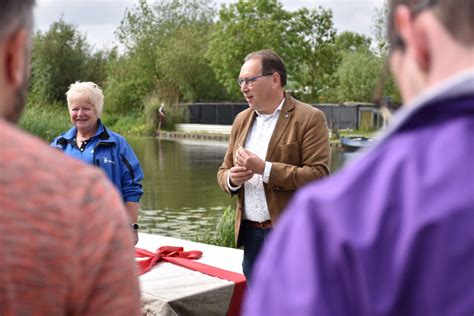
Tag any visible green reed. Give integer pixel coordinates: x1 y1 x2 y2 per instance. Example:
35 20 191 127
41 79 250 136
19 104 71 142
192 205 236 248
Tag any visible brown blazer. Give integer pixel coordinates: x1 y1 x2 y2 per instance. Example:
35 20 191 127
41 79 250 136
217 93 330 246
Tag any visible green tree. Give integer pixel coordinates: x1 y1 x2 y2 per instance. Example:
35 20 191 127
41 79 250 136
107 0 220 112
335 31 372 53
30 18 91 105
158 24 228 102
207 0 338 102
327 49 399 103
372 0 389 56
207 0 292 100
287 7 337 102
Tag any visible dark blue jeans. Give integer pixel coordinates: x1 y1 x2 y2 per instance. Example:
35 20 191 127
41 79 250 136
240 222 272 284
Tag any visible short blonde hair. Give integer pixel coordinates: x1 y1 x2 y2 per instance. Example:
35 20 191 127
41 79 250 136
66 81 104 117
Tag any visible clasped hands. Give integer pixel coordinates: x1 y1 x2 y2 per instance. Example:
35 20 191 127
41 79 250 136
229 146 265 187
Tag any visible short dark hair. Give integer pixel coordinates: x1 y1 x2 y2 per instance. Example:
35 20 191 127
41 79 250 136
245 49 287 87
388 0 474 52
0 0 35 40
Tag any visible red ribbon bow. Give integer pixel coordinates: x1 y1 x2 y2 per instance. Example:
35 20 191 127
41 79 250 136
135 246 246 316
135 246 202 275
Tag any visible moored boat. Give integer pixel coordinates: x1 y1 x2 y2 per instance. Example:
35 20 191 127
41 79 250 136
340 136 373 152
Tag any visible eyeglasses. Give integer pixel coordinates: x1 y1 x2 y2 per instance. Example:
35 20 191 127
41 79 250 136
237 73 273 87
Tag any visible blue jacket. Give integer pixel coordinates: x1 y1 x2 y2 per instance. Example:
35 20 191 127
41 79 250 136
51 120 144 203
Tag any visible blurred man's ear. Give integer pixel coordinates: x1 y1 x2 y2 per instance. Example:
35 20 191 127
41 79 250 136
395 5 431 73
5 29 29 89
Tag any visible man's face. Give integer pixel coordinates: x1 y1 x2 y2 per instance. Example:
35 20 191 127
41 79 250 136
238 58 274 114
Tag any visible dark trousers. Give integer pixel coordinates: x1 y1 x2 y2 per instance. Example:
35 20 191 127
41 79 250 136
240 222 272 284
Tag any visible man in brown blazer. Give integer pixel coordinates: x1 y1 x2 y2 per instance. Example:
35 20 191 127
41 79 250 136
217 49 330 281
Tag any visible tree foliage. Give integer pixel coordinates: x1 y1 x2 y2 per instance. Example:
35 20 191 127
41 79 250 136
158 24 228 102
207 0 339 102
106 0 221 112
207 0 292 99
287 7 337 101
335 31 372 53
28 0 401 123
325 49 399 103
372 0 390 56
30 19 97 105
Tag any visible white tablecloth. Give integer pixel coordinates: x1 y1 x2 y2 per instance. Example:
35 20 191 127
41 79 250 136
137 233 244 316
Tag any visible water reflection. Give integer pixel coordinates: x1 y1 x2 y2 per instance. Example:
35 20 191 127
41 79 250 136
127 137 348 239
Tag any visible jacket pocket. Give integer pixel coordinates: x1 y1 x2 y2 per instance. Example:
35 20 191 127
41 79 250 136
278 141 301 165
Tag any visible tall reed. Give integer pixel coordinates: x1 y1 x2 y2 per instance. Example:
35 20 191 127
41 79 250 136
192 205 236 248
19 104 70 142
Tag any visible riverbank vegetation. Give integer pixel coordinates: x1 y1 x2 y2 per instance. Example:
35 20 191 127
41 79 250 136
192 205 235 248
22 0 397 141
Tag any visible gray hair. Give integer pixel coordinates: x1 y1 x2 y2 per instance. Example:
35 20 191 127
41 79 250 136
0 0 35 41
66 82 104 117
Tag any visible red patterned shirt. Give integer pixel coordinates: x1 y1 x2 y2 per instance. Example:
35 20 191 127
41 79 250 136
0 120 141 315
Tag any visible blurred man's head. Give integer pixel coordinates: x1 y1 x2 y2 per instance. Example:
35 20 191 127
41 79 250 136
0 0 35 123
388 0 474 102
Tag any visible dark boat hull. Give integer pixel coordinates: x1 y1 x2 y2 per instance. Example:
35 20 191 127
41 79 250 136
340 136 372 152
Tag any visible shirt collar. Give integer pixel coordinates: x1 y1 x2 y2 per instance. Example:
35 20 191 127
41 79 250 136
256 98 285 117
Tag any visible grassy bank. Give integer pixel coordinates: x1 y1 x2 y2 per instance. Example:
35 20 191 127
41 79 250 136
192 205 235 248
19 105 71 141
19 103 152 142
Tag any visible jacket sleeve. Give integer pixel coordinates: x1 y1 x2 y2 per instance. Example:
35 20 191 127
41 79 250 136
217 115 241 195
50 136 60 148
268 109 330 190
118 139 144 203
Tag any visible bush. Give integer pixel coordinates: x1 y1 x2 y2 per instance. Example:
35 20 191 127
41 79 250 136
160 104 188 131
19 102 71 142
102 112 150 136
19 101 151 141
143 95 162 133
192 205 236 248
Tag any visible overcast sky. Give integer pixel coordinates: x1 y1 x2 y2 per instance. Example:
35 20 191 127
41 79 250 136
35 0 383 51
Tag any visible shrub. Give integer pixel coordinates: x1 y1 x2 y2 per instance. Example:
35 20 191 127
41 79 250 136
192 205 236 248
19 102 70 142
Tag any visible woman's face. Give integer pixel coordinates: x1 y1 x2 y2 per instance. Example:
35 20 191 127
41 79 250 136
68 97 99 134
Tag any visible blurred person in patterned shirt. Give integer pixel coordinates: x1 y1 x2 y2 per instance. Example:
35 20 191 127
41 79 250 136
0 1 141 315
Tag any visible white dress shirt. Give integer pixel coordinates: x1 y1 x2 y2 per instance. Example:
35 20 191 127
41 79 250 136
228 99 285 222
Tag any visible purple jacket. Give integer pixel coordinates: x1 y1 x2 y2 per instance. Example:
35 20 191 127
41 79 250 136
244 73 474 316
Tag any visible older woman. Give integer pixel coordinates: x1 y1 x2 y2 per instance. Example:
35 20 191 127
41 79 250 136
51 81 143 241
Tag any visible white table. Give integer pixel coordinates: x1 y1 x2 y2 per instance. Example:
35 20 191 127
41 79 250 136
137 233 245 316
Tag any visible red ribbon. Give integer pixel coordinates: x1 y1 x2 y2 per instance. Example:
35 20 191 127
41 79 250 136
135 246 202 274
136 246 246 316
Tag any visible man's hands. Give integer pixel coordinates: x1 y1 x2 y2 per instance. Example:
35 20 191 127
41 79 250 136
229 166 253 187
229 147 265 186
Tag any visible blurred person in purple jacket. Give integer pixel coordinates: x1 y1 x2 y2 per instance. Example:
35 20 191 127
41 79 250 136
245 0 474 315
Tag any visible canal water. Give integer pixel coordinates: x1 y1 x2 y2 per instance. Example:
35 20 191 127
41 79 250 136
127 137 349 239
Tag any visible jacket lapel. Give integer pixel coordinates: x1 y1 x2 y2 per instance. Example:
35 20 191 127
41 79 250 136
266 94 295 160
237 110 256 147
